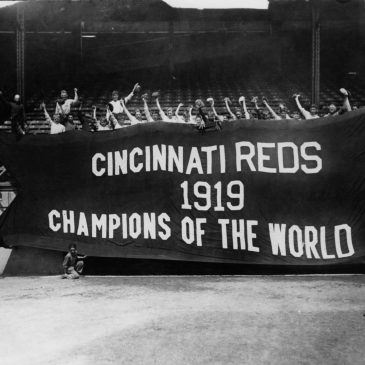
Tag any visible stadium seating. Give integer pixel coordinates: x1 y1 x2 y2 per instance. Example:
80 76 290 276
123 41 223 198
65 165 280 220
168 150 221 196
1 74 364 134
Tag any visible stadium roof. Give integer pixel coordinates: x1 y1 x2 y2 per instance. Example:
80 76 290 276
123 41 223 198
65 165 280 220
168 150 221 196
163 0 269 9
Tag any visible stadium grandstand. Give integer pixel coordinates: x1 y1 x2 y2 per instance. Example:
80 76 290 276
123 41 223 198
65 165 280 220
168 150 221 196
0 0 364 134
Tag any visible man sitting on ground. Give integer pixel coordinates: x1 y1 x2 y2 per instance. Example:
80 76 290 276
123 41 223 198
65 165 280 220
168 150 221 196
62 243 87 279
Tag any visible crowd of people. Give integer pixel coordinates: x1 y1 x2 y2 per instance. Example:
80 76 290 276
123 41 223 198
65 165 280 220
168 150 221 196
0 83 357 137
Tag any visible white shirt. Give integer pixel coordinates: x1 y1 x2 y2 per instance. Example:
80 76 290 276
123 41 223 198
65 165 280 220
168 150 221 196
109 100 124 114
97 124 112 131
50 121 65 134
55 99 76 115
109 92 134 114
298 107 320 120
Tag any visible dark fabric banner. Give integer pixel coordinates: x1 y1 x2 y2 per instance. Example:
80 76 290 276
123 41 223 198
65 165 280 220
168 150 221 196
1 111 365 267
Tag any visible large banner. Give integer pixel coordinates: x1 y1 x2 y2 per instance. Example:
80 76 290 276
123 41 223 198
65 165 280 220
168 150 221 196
1 111 365 267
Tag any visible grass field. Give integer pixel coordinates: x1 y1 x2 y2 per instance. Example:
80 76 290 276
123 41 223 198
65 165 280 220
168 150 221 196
0 275 364 365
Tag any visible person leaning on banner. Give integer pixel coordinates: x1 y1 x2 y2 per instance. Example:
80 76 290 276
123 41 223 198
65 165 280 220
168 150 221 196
64 113 77 131
324 88 352 117
76 103 97 132
294 94 319 120
93 105 113 131
195 99 222 133
40 102 65 134
62 243 87 279
154 91 177 123
120 98 148 125
108 83 140 123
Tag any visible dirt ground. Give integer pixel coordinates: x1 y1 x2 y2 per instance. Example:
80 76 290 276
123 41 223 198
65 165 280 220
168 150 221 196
0 275 364 365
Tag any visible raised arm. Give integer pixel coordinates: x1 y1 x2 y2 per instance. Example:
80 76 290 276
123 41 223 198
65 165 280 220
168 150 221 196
90 105 101 130
207 97 223 122
294 94 311 120
340 88 352 112
195 99 208 126
55 102 63 116
262 97 281 120
155 97 170 122
142 94 154 122
78 104 93 131
224 97 237 120
93 105 97 121
41 102 52 124
124 83 140 104
175 103 185 123
106 106 119 129
279 103 291 119
238 96 250 120
72 88 78 104
120 99 139 125
187 105 196 124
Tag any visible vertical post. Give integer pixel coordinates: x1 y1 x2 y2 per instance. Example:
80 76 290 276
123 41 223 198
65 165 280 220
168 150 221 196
311 0 320 106
16 3 25 101
80 21 84 65
168 21 175 76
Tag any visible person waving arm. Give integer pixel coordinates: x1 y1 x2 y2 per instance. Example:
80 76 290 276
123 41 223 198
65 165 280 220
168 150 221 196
224 97 237 120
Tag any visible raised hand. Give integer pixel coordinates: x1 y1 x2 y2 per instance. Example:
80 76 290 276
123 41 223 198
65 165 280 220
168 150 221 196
152 91 160 99
238 96 245 103
74 88 78 93
339 88 349 97
141 93 148 101
251 96 258 103
262 96 268 103
206 97 214 106
133 83 141 93
195 99 204 108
